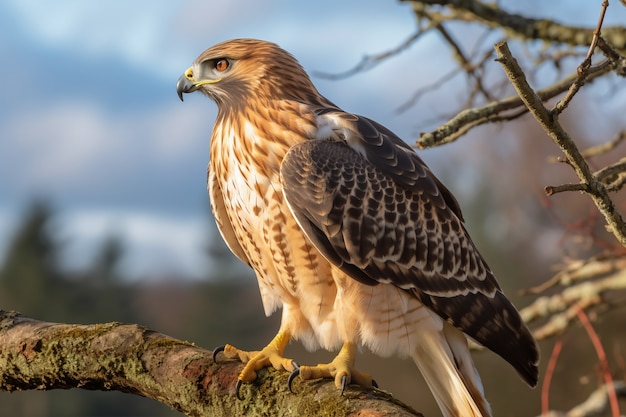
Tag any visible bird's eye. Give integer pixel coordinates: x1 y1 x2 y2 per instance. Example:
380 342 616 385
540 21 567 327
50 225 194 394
214 58 230 72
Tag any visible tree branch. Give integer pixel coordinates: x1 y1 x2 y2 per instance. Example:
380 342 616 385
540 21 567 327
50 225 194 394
314 28 435 80
544 183 588 196
596 158 626 192
580 130 626 158
494 41 626 247
519 260 626 341
0 310 422 417
416 60 612 148
522 253 626 295
402 0 626 51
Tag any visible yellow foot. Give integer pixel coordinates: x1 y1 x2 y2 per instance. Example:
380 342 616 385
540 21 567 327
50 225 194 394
288 342 377 395
212 331 296 399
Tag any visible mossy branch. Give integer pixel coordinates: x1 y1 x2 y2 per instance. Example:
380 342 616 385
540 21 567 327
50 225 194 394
0 310 422 417
402 0 626 51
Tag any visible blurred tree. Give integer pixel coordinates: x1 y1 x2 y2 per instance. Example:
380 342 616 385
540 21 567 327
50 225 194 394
205 212 249 281
75 233 138 324
0 202 180 416
91 232 125 284
0 199 66 319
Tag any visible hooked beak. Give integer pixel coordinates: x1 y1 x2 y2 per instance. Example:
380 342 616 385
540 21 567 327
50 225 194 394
176 67 197 102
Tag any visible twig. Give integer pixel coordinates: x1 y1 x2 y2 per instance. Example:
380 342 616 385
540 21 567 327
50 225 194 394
545 183 588 196
542 340 564 417
528 297 602 341
607 174 626 193
523 281 624 339
579 0 610 74
314 28 434 79
520 267 626 340
397 66 462 113
494 41 626 247
522 253 626 295
417 59 612 148
596 37 626 71
581 131 626 158
596 158 626 192
553 1 610 116
574 306 621 417
433 23 495 102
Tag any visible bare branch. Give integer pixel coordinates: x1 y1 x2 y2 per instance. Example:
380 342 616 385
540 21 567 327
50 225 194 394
581 131 626 158
579 0 610 74
545 183 589 196
314 28 434 80
494 41 626 247
417 59 612 148
520 267 626 340
554 1 612 117
522 253 626 295
596 36 626 71
397 67 462 114
402 0 626 51
596 158 626 192
433 22 496 102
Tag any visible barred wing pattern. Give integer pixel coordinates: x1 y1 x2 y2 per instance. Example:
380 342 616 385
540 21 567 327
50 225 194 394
280 111 539 386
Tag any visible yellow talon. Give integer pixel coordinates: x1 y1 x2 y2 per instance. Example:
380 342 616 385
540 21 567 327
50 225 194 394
217 331 296 385
297 342 376 392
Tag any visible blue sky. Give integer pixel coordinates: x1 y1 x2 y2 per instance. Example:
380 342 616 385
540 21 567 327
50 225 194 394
1 1 623 279
0 1 427 279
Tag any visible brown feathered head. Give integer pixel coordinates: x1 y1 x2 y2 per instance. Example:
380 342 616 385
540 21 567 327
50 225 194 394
176 39 324 108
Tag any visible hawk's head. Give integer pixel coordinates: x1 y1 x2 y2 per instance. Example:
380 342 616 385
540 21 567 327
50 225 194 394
177 39 321 108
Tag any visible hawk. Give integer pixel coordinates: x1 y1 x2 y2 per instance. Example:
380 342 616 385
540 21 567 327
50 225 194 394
176 39 539 417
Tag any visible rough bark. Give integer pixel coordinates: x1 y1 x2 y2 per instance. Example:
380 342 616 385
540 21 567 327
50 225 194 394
0 310 422 417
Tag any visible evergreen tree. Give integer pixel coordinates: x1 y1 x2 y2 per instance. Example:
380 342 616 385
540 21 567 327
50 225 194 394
0 200 65 319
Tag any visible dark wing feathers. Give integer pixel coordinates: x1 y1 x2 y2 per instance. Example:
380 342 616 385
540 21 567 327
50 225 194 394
419 291 539 386
281 125 495 296
356 116 465 221
280 112 539 386
357 116 440 197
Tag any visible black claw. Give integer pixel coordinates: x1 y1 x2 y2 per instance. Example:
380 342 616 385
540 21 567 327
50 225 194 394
372 379 379 389
287 367 300 393
235 379 244 400
340 374 347 396
212 345 225 362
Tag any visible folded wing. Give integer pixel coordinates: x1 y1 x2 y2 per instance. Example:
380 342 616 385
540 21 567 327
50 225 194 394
280 111 539 386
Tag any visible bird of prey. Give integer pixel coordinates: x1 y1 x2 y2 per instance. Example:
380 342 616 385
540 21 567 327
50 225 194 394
177 38 539 417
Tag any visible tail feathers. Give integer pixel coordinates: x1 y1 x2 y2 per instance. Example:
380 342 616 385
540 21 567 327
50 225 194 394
411 323 492 417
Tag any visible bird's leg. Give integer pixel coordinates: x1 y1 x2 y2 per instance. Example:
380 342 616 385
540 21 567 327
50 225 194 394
290 341 377 394
215 330 296 385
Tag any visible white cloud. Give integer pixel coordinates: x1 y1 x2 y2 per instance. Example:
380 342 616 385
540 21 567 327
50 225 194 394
59 209 210 279
2 0 417 79
0 94 216 281
0 0 430 281
6 101 116 185
5 1 178 68
2 99 210 190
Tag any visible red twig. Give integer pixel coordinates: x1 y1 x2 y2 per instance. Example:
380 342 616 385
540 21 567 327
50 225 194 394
542 340 563 416
575 305 621 417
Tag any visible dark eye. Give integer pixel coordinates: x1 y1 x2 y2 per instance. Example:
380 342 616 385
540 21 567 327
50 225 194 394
214 58 230 72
